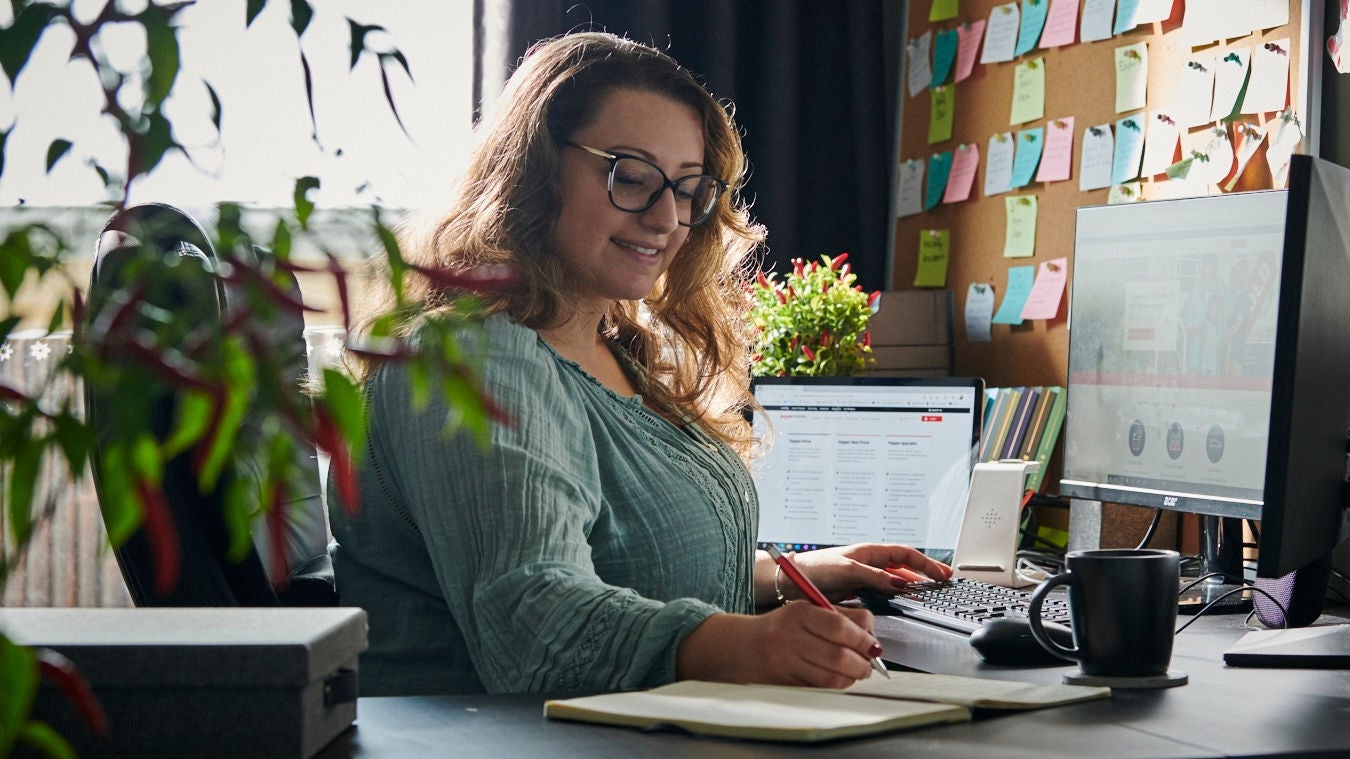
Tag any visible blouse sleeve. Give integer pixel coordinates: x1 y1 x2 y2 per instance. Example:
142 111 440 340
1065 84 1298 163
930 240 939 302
367 319 721 693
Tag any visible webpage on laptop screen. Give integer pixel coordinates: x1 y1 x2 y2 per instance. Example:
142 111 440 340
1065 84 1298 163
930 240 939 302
752 383 978 561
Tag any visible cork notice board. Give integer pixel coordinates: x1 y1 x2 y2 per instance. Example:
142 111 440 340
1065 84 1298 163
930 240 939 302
893 0 1313 391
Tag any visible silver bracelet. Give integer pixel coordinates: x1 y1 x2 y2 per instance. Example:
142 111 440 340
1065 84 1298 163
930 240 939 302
773 552 794 604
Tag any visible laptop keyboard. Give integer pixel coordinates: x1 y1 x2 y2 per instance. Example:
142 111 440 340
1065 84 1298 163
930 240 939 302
888 577 1071 635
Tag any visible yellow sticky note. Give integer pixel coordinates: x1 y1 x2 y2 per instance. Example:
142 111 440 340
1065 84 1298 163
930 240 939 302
1011 58 1045 125
915 230 951 287
929 85 955 144
930 0 960 21
1003 195 1038 258
1114 42 1148 114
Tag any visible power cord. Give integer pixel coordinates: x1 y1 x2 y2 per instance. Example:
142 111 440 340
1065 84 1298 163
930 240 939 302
1173 573 1290 634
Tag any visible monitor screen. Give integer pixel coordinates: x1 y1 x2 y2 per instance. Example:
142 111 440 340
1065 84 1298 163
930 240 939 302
1061 155 1350 580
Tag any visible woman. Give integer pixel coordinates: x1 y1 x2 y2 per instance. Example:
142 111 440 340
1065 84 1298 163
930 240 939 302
329 31 951 696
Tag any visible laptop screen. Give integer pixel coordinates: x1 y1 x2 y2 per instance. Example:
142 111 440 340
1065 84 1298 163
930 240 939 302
750 376 984 563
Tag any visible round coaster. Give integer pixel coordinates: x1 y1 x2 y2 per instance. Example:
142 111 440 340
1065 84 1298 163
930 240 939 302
1063 669 1188 689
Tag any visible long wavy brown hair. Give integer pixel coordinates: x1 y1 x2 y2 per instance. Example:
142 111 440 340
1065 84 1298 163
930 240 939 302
355 32 766 457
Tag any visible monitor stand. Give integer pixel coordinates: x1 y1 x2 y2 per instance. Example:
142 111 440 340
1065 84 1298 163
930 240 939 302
1178 515 1252 615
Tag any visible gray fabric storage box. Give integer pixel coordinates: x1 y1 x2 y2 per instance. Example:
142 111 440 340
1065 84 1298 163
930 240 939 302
0 607 366 758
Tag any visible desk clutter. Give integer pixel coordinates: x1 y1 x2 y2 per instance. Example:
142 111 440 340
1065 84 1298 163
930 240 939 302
0 607 367 758
544 670 1109 743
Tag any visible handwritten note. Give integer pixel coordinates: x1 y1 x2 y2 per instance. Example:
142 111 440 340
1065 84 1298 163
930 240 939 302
1176 55 1216 128
896 159 925 218
1111 115 1145 184
1241 38 1290 114
1036 117 1075 182
965 283 995 342
1010 127 1045 189
1114 42 1148 113
1021 258 1069 320
930 85 956 144
907 31 934 98
1079 124 1115 190
985 133 1015 196
1039 0 1079 47
1107 182 1143 203
1003 195 1038 258
1211 48 1251 122
992 265 1036 324
981 2 1021 64
915 230 951 287
1267 111 1303 186
955 20 987 82
1011 58 1045 125
932 28 959 87
1016 0 1050 57
1114 0 1142 34
943 144 980 203
1140 111 1181 177
925 151 954 211
1080 0 1115 42
1186 126 1234 186
1225 122 1266 191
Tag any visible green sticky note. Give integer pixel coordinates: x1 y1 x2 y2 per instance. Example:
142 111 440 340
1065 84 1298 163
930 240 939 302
1003 195 1037 258
1010 58 1045 126
915 230 951 287
930 0 959 22
929 85 955 144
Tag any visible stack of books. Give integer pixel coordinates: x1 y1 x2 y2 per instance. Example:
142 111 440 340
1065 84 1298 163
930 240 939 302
977 386 1066 491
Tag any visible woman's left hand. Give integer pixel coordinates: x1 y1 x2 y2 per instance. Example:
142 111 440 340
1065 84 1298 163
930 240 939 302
767 544 953 604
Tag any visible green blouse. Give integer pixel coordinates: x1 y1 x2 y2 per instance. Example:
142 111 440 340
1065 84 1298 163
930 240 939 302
329 314 759 695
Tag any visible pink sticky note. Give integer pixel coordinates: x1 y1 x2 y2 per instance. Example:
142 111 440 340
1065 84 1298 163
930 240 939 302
1020 257 1069 320
1039 0 1080 47
1035 117 1076 182
943 143 981 203
955 20 987 83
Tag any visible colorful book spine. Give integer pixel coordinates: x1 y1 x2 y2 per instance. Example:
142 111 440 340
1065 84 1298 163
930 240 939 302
982 387 1022 463
1018 386 1057 461
1026 386 1067 492
1000 387 1040 461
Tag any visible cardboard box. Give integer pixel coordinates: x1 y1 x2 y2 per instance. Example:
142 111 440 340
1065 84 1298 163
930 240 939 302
866 290 954 376
0 607 367 758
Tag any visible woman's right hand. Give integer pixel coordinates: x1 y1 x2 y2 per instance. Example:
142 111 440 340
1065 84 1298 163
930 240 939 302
675 603 881 689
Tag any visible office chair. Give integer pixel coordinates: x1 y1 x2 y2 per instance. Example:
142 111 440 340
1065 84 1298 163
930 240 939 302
83 203 336 607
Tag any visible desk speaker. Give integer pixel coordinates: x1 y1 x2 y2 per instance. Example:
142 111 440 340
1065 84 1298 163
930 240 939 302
1254 553 1331 628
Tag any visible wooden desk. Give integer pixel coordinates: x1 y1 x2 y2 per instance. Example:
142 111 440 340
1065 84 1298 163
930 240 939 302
320 608 1350 758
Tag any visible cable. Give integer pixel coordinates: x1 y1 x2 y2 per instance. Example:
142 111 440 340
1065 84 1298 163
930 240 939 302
1174 584 1288 634
1135 507 1164 550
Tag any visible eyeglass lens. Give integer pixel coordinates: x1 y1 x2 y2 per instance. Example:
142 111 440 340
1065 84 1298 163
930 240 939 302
609 156 722 226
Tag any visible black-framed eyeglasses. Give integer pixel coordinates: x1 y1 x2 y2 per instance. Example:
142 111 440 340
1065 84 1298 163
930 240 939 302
564 141 727 228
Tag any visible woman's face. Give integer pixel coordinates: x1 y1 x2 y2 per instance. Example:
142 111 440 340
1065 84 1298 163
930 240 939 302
553 88 705 313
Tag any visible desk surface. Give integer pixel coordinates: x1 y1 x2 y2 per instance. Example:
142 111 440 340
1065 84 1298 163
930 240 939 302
320 608 1350 758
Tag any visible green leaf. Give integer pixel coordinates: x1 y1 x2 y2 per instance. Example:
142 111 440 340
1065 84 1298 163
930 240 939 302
0 235 27 299
320 368 367 449
205 81 222 135
0 635 39 758
44 138 71 174
373 209 405 299
293 176 319 229
0 2 58 87
222 474 254 563
138 3 181 109
270 217 292 259
6 439 41 546
127 109 178 181
162 390 214 459
130 432 162 487
17 721 76 759
246 0 266 27
97 445 144 546
346 20 385 71
51 411 92 479
289 0 312 37
0 314 19 344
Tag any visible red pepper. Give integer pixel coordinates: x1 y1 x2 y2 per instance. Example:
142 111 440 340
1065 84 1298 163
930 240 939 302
802 345 816 361
134 478 181 598
830 252 850 269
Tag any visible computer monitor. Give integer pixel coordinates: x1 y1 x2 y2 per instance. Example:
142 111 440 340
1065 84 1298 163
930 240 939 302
1060 155 1350 623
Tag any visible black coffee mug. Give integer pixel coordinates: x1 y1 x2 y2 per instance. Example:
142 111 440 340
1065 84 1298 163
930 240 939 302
1028 548 1180 678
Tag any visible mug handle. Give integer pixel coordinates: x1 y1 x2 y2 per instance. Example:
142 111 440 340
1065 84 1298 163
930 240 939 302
1028 572 1080 663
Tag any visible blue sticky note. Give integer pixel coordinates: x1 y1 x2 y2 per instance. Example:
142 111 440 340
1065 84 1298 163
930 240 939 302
1113 0 1141 35
1009 127 1045 189
992 265 1036 324
925 151 954 211
1016 0 1050 57
932 28 959 87
1111 115 1145 184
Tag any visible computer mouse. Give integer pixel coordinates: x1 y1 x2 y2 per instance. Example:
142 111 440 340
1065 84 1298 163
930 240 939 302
969 617 1076 666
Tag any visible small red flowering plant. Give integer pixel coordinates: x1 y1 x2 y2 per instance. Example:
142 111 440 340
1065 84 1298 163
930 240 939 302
748 253 879 377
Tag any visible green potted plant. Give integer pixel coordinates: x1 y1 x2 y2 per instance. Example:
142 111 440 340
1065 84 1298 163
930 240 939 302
748 252 879 377
0 3 499 755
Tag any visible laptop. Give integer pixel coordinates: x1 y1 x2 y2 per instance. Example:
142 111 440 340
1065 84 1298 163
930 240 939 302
749 376 984 564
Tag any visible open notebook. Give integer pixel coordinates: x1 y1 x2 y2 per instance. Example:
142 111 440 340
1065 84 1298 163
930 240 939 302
750 377 984 563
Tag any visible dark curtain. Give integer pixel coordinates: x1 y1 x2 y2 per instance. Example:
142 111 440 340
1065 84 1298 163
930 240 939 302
473 0 903 290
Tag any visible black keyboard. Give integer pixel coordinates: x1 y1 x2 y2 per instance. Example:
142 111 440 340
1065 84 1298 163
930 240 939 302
888 577 1071 635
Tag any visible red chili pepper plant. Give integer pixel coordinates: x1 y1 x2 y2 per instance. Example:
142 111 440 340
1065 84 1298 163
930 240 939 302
748 253 878 377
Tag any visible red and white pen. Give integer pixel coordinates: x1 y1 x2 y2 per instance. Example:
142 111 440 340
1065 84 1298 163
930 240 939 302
765 544 890 679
